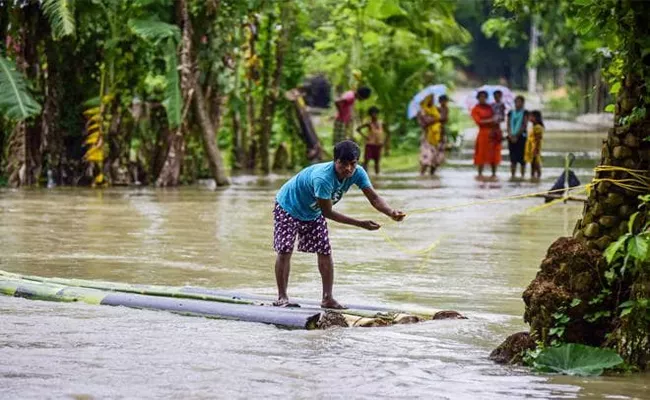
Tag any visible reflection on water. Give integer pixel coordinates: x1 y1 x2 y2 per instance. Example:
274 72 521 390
1 132 648 399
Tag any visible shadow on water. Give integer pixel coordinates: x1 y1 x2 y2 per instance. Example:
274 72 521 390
1 131 648 398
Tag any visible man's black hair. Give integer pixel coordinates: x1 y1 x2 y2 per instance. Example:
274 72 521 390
368 106 380 115
515 95 525 102
439 94 449 102
334 140 360 162
476 90 488 99
356 86 372 100
494 90 503 96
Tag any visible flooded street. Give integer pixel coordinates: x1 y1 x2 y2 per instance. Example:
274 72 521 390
1 131 648 399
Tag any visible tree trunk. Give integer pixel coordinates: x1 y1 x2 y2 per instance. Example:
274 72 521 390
5 123 26 187
42 38 64 185
232 103 244 169
176 0 228 187
194 83 229 186
258 4 291 174
243 14 259 170
527 17 539 94
5 3 43 187
573 73 650 250
155 0 193 187
245 77 256 170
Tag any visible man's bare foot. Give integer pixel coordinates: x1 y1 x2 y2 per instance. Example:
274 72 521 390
475 175 485 181
273 297 290 307
321 298 348 309
488 175 498 182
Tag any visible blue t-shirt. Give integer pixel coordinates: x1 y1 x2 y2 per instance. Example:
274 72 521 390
276 161 372 221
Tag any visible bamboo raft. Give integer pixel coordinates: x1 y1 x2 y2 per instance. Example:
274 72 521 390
0 270 464 329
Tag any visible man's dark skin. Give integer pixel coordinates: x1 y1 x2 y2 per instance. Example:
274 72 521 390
274 158 405 309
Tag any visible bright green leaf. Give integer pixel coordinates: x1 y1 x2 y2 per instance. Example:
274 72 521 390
628 212 639 234
604 104 615 113
627 234 649 261
365 0 406 20
42 0 76 39
604 234 629 264
609 82 621 94
534 344 623 376
162 40 182 129
0 55 42 121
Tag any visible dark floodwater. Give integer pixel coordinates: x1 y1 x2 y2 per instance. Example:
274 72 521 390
1 131 648 399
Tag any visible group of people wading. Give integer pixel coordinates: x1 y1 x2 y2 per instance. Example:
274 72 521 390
470 91 545 182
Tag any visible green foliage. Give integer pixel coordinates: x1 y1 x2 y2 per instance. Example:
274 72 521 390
128 19 180 43
482 17 525 48
129 19 182 128
162 41 182 128
306 0 469 150
0 55 42 122
42 0 76 39
533 344 624 376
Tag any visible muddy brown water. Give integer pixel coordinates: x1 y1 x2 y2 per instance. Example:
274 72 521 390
1 131 648 399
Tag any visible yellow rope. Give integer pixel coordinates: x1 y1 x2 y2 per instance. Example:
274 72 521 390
406 185 588 216
378 186 587 256
378 166 649 257
591 165 650 193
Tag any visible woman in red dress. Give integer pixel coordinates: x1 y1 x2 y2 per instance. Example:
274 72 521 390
472 91 501 181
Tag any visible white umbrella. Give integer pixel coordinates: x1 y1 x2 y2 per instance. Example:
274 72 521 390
464 85 515 111
407 84 447 119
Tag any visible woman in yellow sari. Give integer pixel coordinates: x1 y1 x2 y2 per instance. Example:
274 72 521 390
417 94 444 175
524 110 544 181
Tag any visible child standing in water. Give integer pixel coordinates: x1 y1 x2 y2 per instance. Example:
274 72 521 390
525 110 544 181
356 106 384 174
491 90 506 144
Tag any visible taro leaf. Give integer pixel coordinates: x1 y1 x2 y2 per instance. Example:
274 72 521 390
534 344 623 376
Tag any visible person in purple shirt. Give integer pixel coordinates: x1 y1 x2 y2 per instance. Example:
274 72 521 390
273 140 405 309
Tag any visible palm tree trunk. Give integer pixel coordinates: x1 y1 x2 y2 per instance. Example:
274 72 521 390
258 3 291 174
573 72 650 250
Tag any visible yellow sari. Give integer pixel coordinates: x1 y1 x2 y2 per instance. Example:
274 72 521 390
524 124 544 164
420 98 442 146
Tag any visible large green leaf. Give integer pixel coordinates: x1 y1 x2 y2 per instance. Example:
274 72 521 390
42 0 76 39
0 55 42 121
604 234 629 264
162 40 182 129
365 0 405 20
534 344 623 376
627 233 650 261
128 19 181 44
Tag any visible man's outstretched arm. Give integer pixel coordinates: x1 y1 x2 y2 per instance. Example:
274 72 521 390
317 198 380 230
362 187 406 221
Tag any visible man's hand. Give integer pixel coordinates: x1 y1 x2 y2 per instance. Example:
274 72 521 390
360 220 381 230
390 209 406 222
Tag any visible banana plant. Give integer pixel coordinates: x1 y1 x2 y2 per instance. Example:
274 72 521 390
129 18 182 128
0 55 42 122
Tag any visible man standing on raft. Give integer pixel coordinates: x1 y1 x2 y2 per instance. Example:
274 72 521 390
273 140 405 309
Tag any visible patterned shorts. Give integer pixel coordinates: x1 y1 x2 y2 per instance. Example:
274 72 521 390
333 119 351 144
273 203 331 255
